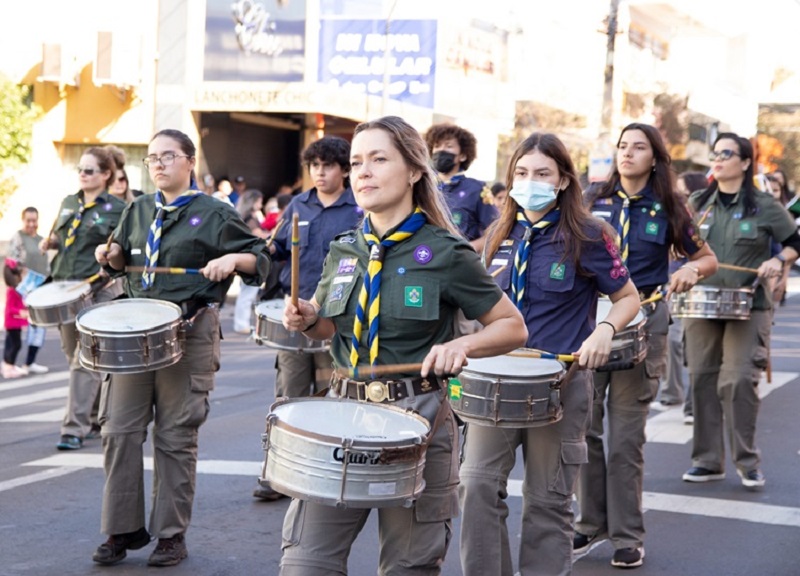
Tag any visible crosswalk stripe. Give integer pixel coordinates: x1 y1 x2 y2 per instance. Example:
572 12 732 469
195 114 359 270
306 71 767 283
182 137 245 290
0 386 68 410
23 453 262 477
0 371 70 392
0 467 81 494
0 407 65 423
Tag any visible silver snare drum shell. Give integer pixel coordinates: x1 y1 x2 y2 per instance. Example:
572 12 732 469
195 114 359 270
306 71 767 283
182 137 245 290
669 285 753 320
75 299 184 373
254 299 330 352
450 355 566 428
595 298 648 372
25 281 93 326
260 397 430 508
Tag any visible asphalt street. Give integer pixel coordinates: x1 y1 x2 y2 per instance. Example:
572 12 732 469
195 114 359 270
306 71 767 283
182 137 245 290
1 278 798 575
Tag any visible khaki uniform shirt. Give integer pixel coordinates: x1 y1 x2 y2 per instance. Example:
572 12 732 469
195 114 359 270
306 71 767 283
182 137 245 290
691 188 796 309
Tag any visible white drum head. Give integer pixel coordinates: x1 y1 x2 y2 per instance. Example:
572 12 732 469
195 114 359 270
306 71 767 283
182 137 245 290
26 281 90 307
256 299 285 321
78 299 181 332
273 400 429 442
464 355 564 378
596 298 644 327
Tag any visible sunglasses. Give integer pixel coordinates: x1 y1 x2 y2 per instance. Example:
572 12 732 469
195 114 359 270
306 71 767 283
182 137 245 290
708 149 740 162
76 166 99 175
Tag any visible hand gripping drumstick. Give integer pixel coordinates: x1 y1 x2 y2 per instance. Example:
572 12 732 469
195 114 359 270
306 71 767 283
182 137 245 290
68 234 116 291
291 213 300 308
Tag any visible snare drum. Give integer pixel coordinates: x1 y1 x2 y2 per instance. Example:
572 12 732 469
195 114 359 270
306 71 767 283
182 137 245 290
260 397 430 508
595 298 648 372
254 299 330 352
669 285 753 320
26 281 93 326
450 355 566 428
75 299 184 373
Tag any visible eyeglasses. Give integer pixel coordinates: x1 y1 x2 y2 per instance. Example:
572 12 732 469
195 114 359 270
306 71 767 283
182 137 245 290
117 176 127 182
76 167 99 175
708 149 740 162
143 152 190 168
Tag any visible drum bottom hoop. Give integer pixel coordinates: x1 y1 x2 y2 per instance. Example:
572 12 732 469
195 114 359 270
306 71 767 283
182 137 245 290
77 334 184 373
261 426 427 508
671 311 751 320
596 328 648 372
255 316 330 352
451 376 563 428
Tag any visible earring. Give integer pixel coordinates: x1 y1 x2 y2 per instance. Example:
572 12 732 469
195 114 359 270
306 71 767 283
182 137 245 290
652 165 656 173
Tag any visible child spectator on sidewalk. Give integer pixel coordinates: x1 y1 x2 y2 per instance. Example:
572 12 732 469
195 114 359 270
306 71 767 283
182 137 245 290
3 258 28 379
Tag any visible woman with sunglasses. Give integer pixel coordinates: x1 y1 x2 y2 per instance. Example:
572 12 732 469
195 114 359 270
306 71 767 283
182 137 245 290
682 133 799 491
458 132 640 576
93 129 270 567
40 147 128 451
281 116 527 575
576 123 718 569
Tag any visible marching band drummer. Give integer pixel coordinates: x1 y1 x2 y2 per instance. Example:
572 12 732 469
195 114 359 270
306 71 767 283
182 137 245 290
682 133 799 490
577 123 718 569
458 133 640 576
41 147 128 451
282 115 527 576
93 129 270 567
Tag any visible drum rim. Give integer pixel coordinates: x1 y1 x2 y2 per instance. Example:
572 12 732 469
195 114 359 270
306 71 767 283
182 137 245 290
268 397 430 447
26 280 92 306
75 298 183 332
461 354 566 378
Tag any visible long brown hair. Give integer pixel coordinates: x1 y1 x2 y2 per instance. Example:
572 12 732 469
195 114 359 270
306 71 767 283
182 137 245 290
485 132 607 272
83 146 116 190
353 116 460 237
585 123 694 257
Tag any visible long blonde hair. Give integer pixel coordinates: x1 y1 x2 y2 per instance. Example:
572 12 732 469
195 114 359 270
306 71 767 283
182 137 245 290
353 116 460 237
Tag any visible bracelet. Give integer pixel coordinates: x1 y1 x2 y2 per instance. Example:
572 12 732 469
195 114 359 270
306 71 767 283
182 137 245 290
598 320 617 336
301 316 319 333
681 263 700 276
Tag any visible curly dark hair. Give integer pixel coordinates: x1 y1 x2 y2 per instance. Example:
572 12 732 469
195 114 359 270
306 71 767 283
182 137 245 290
423 124 478 170
302 136 351 188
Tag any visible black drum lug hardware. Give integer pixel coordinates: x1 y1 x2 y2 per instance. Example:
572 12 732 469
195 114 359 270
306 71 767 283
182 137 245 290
337 437 354 508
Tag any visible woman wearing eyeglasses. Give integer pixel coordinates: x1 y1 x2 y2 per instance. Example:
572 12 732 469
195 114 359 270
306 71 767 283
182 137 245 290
92 129 270 567
40 147 128 451
682 133 799 491
576 124 718 568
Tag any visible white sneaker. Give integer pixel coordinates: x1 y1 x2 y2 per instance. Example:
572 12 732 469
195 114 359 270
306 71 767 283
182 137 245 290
15 365 28 376
25 363 49 374
2 363 24 379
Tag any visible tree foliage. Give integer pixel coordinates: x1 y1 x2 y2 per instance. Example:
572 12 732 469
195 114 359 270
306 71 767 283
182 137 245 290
758 104 800 190
0 75 39 217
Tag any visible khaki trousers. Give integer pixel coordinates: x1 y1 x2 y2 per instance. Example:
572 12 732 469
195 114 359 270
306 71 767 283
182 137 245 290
275 349 333 398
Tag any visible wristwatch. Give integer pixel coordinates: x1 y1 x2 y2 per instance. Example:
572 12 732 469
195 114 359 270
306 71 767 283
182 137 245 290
775 253 786 264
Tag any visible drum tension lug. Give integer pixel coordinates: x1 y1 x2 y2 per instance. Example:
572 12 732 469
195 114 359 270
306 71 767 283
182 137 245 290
337 438 354 508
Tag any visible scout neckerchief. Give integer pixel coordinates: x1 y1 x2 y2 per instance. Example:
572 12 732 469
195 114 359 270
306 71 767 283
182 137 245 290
511 208 560 310
615 189 643 264
63 192 99 250
437 172 465 191
142 189 203 289
350 207 427 367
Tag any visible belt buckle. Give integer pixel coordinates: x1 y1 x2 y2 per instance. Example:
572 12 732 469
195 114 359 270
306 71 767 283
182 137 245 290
366 380 389 403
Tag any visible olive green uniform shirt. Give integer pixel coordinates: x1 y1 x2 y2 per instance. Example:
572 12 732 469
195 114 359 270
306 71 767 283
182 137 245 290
315 223 504 375
111 193 270 304
690 188 796 310
50 191 127 280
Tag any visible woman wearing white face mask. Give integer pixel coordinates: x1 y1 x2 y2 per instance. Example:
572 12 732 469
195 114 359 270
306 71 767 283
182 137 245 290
459 133 639 576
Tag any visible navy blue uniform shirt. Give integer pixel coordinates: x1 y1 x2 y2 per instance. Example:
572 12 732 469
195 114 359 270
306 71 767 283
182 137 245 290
589 183 702 288
487 220 629 353
272 188 362 300
441 174 497 241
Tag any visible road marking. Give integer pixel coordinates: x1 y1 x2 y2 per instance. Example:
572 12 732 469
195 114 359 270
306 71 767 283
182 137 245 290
0 407 65 423
0 387 68 410
23 453 261 477
645 371 797 444
0 371 69 392
0 467 81 493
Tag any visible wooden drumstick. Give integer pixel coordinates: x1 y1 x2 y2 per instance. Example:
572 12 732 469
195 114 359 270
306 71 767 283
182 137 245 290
335 363 424 380
640 291 664 306
718 262 761 274
125 266 201 275
490 264 507 278
67 272 103 291
507 348 576 363
291 213 300 308
265 217 285 250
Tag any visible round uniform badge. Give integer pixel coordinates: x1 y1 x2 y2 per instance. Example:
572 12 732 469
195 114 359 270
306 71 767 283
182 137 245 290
104 203 113 211
189 215 202 227
413 245 433 264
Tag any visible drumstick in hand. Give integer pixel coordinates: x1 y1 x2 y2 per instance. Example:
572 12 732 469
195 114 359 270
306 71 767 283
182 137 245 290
125 266 201 274
507 348 576 363
718 262 761 274
67 273 103 291
265 217 285 250
291 213 300 308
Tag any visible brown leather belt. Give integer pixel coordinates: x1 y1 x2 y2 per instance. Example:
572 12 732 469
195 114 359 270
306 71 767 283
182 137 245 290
332 375 441 403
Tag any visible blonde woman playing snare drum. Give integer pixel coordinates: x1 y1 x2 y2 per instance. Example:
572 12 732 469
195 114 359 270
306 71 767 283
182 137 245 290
459 133 640 576
578 123 718 569
682 133 799 491
282 116 526 575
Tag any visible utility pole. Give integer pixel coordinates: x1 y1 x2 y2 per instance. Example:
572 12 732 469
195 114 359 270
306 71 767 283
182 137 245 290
600 0 620 138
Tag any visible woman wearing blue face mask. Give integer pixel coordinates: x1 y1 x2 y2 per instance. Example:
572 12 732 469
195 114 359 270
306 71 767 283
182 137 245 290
459 133 640 576
576 124 718 569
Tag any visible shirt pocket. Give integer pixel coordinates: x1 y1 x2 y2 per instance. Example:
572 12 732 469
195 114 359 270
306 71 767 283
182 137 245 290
320 272 361 318
385 273 441 322
535 260 575 293
635 214 668 245
734 220 759 245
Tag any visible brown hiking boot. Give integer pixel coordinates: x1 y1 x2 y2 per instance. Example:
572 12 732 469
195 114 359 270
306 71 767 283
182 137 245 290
147 533 188 567
92 527 151 565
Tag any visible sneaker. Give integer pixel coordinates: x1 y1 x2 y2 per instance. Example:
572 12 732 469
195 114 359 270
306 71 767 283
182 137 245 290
737 469 766 490
56 434 83 450
85 424 102 440
148 533 188 567
682 466 725 482
1 362 24 379
253 483 288 501
25 363 49 374
683 414 694 425
15 365 28 376
92 527 151 565
611 546 645 568
573 531 607 555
